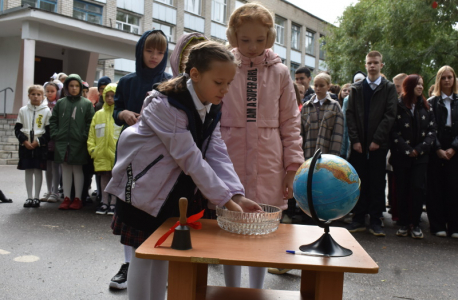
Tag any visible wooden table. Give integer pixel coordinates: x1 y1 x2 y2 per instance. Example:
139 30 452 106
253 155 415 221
136 218 379 300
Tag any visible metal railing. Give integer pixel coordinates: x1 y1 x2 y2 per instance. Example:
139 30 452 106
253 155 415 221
0 87 14 118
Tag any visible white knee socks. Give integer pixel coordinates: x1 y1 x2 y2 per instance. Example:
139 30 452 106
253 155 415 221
25 169 43 199
46 161 53 194
127 254 168 300
223 265 266 289
124 245 133 264
45 160 61 194
61 163 83 199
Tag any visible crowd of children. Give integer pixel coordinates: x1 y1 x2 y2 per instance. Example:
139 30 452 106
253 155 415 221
12 2 458 299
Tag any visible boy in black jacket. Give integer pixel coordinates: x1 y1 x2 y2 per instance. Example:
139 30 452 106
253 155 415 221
346 51 398 236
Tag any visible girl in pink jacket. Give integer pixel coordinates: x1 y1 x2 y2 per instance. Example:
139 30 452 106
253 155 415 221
222 3 304 289
106 41 261 300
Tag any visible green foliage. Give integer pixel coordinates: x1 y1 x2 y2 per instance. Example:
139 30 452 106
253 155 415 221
323 0 458 87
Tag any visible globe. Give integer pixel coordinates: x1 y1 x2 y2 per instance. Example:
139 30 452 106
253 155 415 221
293 154 360 222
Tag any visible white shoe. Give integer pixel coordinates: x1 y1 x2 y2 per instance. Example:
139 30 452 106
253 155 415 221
435 231 447 237
47 193 59 203
39 193 50 202
451 233 458 239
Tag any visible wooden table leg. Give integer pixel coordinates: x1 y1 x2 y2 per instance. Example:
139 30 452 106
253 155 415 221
301 270 344 300
168 261 208 300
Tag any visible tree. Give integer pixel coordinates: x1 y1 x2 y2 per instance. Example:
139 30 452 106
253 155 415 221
323 0 458 86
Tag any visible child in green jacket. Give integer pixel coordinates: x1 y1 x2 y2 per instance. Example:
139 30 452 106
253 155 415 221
49 74 94 210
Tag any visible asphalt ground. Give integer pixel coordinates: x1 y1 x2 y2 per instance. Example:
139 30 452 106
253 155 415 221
0 165 457 300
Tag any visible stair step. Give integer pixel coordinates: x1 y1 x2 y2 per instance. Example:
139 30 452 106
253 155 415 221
7 158 18 165
0 144 18 151
1 137 17 143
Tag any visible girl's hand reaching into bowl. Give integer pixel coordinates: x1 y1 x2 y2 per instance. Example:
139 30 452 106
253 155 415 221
231 195 263 213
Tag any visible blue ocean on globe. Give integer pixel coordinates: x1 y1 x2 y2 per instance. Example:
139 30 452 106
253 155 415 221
293 154 360 221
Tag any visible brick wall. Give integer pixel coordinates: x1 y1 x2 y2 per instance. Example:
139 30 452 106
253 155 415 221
104 59 115 80
142 0 153 33
60 0 73 17
105 0 116 28
6 0 21 9
175 0 185 40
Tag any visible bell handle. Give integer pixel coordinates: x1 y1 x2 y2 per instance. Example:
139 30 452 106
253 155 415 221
179 198 188 225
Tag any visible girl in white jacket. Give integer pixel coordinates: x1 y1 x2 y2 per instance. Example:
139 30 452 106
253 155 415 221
14 85 52 208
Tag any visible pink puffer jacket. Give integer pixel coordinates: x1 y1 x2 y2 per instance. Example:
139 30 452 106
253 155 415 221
220 48 304 209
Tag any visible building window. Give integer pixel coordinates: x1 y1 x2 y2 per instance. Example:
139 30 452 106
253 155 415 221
211 0 226 24
185 0 200 15
305 30 315 56
22 0 57 12
235 0 245 9
275 16 285 45
319 35 326 60
155 0 172 5
291 24 300 50
153 22 174 42
114 71 130 83
73 0 103 25
116 11 140 34
290 62 300 80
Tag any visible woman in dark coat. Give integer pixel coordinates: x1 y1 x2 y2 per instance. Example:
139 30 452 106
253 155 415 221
390 74 436 239
427 66 458 238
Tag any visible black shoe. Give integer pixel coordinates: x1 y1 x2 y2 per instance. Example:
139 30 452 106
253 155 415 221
23 199 33 208
346 222 366 233
109 263 129 290
32 198 40 208
0 190 12 203
369 224 386 237
96 204 108 215
85 196 94 204
107 205 115 216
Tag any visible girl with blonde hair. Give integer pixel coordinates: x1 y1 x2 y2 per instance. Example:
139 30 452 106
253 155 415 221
221 2 304 288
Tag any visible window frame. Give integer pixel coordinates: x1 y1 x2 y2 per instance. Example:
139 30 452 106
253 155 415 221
22 0 57 12
155 0 173 6
290 62 300 80
152 21 174 42
275 16 285 46
211 0 227 24
291 23 301 50
305 30 315 56
116 10 141 34
73 0 103 25
184 0 201 16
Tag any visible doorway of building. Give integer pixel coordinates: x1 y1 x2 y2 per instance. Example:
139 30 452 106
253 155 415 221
34 56 63 85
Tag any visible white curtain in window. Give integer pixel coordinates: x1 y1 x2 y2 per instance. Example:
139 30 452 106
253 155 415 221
185 0 200 15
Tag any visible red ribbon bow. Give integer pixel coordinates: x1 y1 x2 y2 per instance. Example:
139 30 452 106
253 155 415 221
154 210 205 248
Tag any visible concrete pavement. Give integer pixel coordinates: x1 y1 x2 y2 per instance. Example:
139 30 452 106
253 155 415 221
0 165 457 300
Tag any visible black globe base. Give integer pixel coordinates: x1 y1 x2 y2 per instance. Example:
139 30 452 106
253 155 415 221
299 149 354 257
299 232 353 257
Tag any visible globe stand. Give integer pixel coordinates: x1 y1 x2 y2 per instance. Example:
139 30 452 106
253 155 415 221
298 149 353 257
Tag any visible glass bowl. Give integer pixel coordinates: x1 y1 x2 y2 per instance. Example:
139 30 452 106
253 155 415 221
216 204 282 235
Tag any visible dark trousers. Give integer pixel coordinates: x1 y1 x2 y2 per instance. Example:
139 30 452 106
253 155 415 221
427 154 458 234
393 163 427 227
349 148 388 225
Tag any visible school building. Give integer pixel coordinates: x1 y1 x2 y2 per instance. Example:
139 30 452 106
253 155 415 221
0 0 330 118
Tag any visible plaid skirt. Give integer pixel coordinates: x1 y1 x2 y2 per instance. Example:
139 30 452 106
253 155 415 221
111 214 151 249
